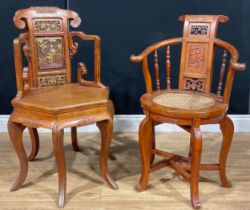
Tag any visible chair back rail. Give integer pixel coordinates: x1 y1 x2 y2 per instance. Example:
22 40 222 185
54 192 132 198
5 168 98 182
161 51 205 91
13 7 102 98
130 15 245 104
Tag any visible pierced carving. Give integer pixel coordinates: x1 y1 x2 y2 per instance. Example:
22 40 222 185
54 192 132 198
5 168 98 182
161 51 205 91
33 19 62 32
36 37 65 69
69 42 78 58
38 74 65 87
188 45 206 73
185 78 204 92
190 24 209 35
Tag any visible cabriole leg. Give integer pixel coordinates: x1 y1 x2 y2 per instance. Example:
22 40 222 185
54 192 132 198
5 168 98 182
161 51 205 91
135 114 153 192
71 127 80 151
28 127 39 161
219 115 234 188
52 128 66 208
8 120 27 191
97 119 118 190
190 121 202 209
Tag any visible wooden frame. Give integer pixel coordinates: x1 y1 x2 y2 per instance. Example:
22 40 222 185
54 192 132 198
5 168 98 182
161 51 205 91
131 15 245 209
9 7 118 208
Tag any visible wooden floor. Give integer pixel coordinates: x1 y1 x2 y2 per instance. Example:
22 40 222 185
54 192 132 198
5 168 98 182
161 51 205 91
0 131 249 210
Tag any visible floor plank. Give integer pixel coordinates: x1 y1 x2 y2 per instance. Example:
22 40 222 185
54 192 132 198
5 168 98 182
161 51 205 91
0 132 249 210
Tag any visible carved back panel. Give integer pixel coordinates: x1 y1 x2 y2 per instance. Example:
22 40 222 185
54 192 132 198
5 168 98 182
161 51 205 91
14 7 81 88
178 15 229 93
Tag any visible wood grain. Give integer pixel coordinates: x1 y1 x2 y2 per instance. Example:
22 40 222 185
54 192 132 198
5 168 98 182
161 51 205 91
0 132 250 210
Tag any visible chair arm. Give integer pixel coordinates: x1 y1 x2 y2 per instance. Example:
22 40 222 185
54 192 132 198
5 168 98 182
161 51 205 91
69 31 103 87
130 37 182 63
214 38 246 71
13 34 31 98
230 62 246 71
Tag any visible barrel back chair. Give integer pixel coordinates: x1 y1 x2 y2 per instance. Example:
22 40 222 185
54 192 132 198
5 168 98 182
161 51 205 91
8 7 118 208
130 15 245 209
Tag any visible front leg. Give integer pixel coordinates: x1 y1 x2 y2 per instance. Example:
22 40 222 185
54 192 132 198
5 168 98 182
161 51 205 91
97 118 118 190
190 120 202 209
219 115 234 188
135 113 153 192
52 128 66 208
8 120 27 191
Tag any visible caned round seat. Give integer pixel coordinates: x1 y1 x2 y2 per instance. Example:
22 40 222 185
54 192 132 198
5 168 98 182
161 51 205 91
153 92 215 109
140 90 228 119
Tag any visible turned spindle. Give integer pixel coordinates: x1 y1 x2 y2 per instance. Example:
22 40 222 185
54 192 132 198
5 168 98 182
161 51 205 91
154 50 160 90
217 50 227 95
166 46 171 90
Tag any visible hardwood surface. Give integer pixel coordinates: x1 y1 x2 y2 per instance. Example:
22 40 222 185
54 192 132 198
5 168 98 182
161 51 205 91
0 132 249 210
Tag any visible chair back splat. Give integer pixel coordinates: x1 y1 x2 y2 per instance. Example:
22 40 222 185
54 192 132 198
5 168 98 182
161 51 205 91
179 15 228 93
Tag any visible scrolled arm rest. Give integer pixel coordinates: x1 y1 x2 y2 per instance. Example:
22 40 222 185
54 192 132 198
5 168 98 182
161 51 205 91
69 31 102 86
230 62 246 71
130 37 182 63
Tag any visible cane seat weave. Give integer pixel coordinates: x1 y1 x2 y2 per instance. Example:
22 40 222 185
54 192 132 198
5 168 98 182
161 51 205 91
153 92 215 109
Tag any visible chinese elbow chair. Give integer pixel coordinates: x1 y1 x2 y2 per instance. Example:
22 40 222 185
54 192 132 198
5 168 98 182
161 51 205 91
131 15 245 209
8 7 118 208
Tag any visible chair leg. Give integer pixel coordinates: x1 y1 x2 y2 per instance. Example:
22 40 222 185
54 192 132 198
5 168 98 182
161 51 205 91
52 128 66 208
28 128 39 161
190 122 202 209
97 119 118 190
135 115 153 192
219 115 233 188
71 127 80 151
150 123 155 165
8 120 27 192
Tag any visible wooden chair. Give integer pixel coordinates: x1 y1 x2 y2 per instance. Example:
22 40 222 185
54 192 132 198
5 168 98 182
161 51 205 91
130 15 245 209
8 7 118 208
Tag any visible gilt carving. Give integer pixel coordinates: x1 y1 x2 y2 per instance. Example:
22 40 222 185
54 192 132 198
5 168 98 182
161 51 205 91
37 37 65 69
33 19 62 32
38 74 66 87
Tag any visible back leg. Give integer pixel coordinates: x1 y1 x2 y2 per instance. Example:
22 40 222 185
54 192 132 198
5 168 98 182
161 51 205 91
71 127 80 152
219 115 234 188
28 128 39 161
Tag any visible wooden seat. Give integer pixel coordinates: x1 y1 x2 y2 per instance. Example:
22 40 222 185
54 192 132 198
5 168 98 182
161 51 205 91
8 7 118 208
131 15 245 209
12 84 109 113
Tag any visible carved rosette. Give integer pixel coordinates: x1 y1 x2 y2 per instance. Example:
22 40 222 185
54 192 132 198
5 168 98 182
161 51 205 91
184 78 205 92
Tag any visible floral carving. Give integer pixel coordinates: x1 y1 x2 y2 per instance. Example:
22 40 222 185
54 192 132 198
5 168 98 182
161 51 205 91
188 45 206 73
38 74 65 87
34 19 62 32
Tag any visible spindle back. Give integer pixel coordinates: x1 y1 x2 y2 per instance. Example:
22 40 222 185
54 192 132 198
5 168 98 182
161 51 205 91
131 14 245 104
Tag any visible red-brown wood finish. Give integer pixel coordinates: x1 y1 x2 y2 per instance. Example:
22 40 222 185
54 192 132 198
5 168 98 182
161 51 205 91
9 7 118 208
130 15 245 209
